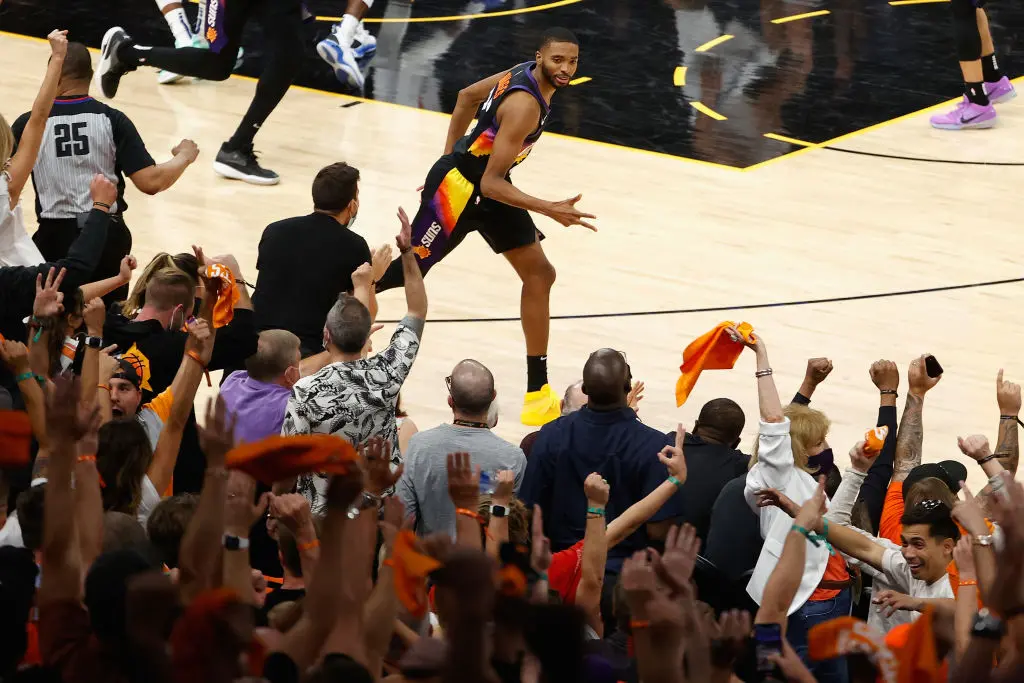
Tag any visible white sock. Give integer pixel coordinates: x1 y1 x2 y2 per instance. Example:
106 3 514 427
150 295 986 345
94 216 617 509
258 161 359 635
361 0 374 8
337 14 359 47
164 7 193 45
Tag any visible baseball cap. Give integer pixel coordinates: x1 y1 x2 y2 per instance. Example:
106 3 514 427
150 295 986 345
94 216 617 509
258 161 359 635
903 460 969 499
112 357 142 389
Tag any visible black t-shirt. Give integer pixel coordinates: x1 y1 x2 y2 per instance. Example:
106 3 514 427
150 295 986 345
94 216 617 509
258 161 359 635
11 96 154 218
670 432 749 544
252 213 371 355
703 474 763 583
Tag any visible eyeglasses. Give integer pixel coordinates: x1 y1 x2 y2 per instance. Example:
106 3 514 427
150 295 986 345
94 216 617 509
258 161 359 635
916 499 945 512
444 375 452 394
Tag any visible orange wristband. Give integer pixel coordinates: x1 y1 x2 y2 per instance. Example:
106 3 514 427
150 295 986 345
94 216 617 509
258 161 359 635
97 384 110 391
77 454 96 463
186 350 212 387
297 539 320 552
629 619 651 629
455 507 493 539
959 579 978 587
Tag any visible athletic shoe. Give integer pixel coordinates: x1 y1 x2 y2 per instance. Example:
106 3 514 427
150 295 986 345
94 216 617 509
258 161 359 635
213 144 280 185
353 21 377 59
95 27 133 99
929 97 997 130
520 384 560 426
985 76 1017 105
316 35 365 90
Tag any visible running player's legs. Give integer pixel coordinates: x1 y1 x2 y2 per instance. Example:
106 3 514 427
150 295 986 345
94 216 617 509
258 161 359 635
223 0 304 150
376 157 479 291
317 0 376 89
977 8 1015 102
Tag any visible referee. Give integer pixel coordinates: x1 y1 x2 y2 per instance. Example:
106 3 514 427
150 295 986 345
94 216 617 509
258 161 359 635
11 41 199 303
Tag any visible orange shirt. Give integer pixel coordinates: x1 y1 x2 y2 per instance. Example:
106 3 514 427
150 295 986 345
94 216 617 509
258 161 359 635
809 550 850 601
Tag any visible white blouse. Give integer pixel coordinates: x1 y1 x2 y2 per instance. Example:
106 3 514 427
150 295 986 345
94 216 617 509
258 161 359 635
0 170 45 267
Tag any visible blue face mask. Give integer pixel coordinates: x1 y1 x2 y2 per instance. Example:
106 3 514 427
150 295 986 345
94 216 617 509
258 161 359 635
807 447 834 474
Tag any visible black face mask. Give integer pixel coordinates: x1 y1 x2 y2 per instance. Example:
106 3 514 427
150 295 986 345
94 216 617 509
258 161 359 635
807 447 834 473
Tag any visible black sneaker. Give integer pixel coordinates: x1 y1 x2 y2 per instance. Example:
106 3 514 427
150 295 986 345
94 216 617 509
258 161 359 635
95 27 134 99
212 144 280 185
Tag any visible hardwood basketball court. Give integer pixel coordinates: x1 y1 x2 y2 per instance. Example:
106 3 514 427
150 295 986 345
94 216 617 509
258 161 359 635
2 28 1022 489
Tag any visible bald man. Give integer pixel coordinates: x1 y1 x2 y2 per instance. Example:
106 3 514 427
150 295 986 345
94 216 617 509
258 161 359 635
520 348 680 572
396 359 527 537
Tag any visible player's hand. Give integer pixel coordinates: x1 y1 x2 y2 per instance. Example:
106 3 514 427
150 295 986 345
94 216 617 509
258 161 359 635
47 29 68 59
172 139 200 163
544 194 597 231
396 207 413 252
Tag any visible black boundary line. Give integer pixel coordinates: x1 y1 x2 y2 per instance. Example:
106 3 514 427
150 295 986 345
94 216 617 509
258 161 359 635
376 276 1024 324
824 146 1024 166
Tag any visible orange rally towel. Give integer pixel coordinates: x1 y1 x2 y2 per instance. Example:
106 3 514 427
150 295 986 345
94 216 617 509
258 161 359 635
225 434 358 485
895 607 946 683
0 411 33 468
205 263 240 328
809 616 898 683
388 530 441 619
675 321 755 406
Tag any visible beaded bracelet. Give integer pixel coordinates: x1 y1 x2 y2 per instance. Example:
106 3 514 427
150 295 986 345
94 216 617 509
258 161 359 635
755 368 773 378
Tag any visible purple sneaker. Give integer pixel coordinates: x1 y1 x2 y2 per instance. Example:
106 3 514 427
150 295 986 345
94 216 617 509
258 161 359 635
929 97 997 130
985 76 1017 105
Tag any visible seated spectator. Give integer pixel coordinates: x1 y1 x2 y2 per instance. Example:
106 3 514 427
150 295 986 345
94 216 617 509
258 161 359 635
520 349 675 572
104 253 256 493
252 162 389 357
221 329 302 444
100 511 150 555
145 494 197 570
12 40 198 303
397 359 526 537
672 397 748 544
284 212 426 515
704 473 763 583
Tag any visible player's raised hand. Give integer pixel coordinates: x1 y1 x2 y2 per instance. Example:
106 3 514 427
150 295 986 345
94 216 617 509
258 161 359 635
545 194 597 231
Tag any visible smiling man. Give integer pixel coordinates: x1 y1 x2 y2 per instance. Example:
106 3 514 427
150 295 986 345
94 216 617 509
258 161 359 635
808 499 957 631
375 27 597 427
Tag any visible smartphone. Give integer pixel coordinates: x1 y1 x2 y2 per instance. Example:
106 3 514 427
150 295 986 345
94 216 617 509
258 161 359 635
924 355 943 378
754 623 783 676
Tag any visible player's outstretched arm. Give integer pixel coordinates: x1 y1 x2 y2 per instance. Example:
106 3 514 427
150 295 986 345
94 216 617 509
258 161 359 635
445 69 510 155
480 93 596 231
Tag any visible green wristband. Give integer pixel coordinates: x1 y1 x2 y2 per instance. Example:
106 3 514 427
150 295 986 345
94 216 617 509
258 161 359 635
586 506 605 516
668 475 683 487
15 371 33 384
790 524 821 547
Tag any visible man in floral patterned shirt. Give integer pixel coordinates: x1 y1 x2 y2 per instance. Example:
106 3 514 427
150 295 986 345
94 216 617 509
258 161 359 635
282 209 426 515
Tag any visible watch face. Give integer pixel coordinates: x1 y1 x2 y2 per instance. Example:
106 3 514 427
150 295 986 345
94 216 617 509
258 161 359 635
491 505 508 518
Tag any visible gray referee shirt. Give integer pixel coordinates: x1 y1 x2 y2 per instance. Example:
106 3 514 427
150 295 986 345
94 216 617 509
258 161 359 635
11 95 154 219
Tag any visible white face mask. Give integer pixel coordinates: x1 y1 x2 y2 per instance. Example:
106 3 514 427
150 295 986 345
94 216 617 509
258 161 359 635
346 197 359 229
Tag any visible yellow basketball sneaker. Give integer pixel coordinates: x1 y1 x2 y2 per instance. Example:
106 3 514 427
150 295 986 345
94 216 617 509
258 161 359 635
521 384 561 426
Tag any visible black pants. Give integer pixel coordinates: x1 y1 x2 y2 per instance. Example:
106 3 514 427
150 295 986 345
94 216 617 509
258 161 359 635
33 216 132 305
126 0 304 149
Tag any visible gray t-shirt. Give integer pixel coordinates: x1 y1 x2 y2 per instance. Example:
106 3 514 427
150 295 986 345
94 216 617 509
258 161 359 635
396 423 527 537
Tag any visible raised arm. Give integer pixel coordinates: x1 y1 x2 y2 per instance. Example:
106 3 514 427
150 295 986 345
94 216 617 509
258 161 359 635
755 478 826 633
447 452 483 550
79 255 136 302
606 426 688 548
484 470 515 557
793 357 833 404
857 360 900 532
6 30 66 206
74 416 104 570
177 396 232 602
270 494 320 580
444 70 509 155
364 497 405 673
78 298 105 409
478 94 596 230
128 139 199 194
955 437 1000 596
892 354 941 482
0 341 49 464
146 318 215 495
395 207 428 320
995 369 1020 475
222 472 271 605
577 474 609 633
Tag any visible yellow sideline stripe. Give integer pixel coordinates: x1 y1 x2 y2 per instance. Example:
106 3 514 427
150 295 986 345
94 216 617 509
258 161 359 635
889 0 949 5
673 67 687 86
763 133 818 147
695 35 734 52
771 10 830 23
691 102 727 121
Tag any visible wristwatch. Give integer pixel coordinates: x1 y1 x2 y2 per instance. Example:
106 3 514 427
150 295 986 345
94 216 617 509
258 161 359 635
84 335 103 349
971 608 1006 640
490 504 508 518
973 533 995 547
223 534 250 551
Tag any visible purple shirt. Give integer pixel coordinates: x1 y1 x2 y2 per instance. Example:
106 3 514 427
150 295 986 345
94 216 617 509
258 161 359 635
220 371 292 444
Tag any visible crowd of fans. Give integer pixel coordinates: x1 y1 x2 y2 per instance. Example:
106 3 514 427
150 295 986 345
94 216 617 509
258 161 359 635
2 26 1024 683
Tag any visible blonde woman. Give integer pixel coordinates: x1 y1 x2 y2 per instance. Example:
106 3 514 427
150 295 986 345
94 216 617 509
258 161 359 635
737 328 851 683
0 30 67 267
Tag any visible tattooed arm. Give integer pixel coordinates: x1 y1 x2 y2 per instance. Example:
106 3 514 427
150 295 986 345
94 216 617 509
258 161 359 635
892 355 940 483
995 369 1020 475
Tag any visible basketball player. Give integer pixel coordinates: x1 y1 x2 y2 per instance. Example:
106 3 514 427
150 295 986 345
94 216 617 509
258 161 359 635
317 0 378 90
93 0 305 185
151 0 205 85
930 2 1016 130
376 28 596 427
